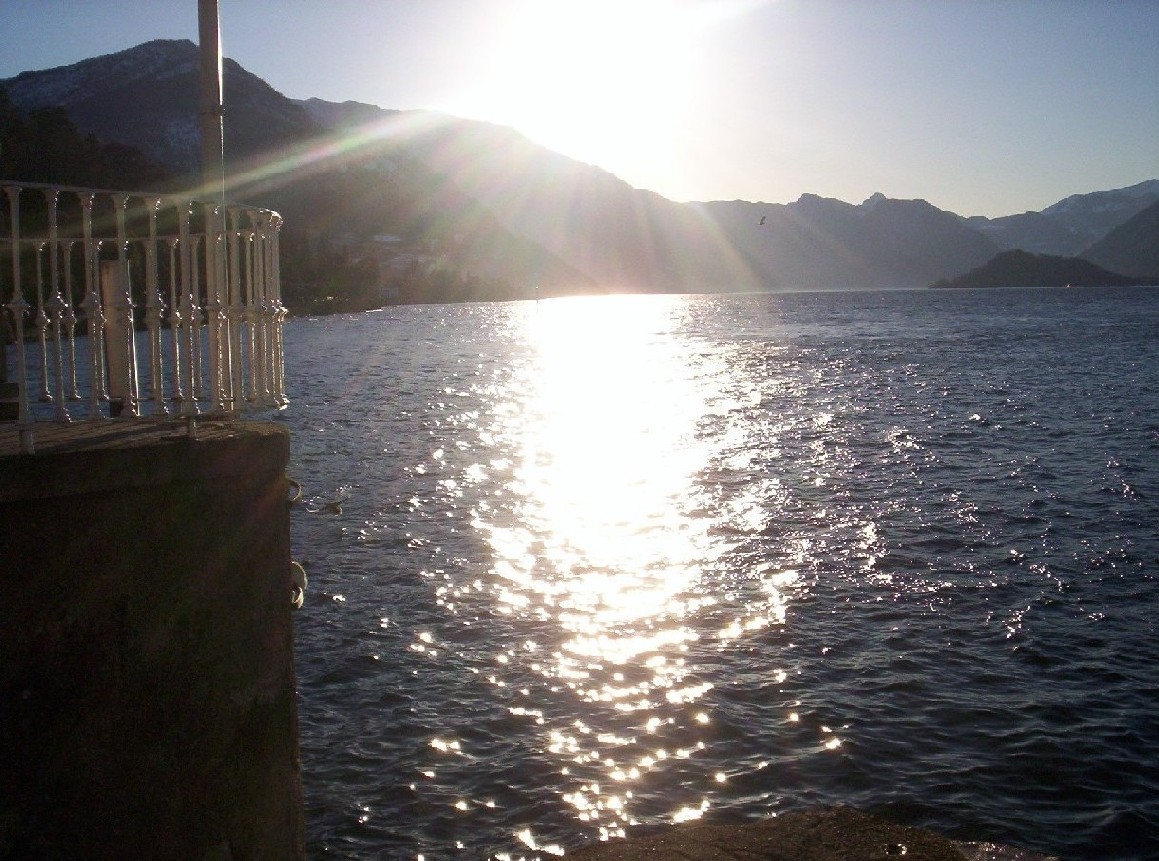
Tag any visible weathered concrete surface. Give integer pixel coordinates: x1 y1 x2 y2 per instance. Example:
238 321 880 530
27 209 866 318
0 419 304 861
568 808 1057 861
0 416 281 468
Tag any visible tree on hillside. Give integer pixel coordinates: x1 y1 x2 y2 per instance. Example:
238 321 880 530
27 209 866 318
0 86 169 188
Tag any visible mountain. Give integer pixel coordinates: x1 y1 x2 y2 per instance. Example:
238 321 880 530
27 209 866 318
1042 180 1159 244
697 192 1000 290
931 249 1158 289
965 180 1159 256
303 99 1000 291
392 118 758 291
296 98 397 130
4 40 1157 303
1081 199 1159 278
1 39 315 180
963 210 1090 256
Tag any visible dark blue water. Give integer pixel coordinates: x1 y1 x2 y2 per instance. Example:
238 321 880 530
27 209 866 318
283 287 1159 860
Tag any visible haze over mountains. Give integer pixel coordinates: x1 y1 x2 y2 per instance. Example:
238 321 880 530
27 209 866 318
3 39 1157 305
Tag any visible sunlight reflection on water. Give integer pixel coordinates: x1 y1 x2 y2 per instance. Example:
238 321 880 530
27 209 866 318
460 295 797 836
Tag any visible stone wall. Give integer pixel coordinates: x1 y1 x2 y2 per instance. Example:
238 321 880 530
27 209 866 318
0 421 303 861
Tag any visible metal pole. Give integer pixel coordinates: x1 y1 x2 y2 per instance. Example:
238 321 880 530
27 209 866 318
199 0 226 429
198 0 225 201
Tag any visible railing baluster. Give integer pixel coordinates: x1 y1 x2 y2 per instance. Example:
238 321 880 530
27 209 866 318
190 234 205 404
79 192 105 420
203 203 225 411
3 185 34 453
254 217 272 406
111 194 139 417
177 201 198 418
166 237 184 407
243 225 257 403
34 242 52 403
144 197 167 416
270 213 287 407
44 188 70 422
227 206 245 410
62 239 81 402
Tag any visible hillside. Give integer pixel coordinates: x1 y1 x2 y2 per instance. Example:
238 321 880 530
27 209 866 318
0 86 166 189
1081 199 1159 278
4 40 1158 304
2 39 315 180
305 101 1003 291
931 249 1158 289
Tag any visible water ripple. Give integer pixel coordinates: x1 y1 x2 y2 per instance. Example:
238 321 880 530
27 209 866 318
286 288 1159 860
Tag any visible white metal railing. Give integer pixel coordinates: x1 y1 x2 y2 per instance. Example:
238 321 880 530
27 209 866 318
1 180 286 454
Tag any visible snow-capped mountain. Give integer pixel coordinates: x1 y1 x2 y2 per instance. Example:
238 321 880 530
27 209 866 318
2 39 317 174
1041 180 1159 245
963 180 1159 256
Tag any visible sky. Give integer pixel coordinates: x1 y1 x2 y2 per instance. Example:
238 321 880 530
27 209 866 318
1 0 1157 218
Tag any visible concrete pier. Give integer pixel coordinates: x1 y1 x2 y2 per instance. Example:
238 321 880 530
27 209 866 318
0 419 304 861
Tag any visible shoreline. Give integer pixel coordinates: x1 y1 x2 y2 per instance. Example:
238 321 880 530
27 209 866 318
566 807 1058 861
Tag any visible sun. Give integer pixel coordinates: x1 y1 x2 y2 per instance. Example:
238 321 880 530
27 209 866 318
455 0 702 187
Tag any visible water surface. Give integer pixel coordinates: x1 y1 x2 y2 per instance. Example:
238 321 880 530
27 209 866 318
285 287 1159 859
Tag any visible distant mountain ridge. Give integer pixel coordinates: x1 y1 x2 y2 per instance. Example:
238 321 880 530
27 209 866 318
296 98 398 130
694 192 1001 290
4 39 1157 299
964 180 1159 257
1044 180 1159 240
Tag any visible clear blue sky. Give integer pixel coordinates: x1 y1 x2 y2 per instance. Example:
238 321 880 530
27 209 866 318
2 0 1156 217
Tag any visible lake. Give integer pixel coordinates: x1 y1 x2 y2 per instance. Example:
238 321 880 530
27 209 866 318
283 286 1159 860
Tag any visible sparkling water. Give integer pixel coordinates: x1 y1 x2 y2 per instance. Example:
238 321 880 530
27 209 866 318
285 287 1159 860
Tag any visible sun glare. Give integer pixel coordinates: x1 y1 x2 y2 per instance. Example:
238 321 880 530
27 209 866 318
522 297 706 578
455 293 800 834
458 0 701 184
472 296 716 663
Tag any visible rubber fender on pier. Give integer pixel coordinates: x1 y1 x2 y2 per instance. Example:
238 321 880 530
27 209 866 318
290 560 307 609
